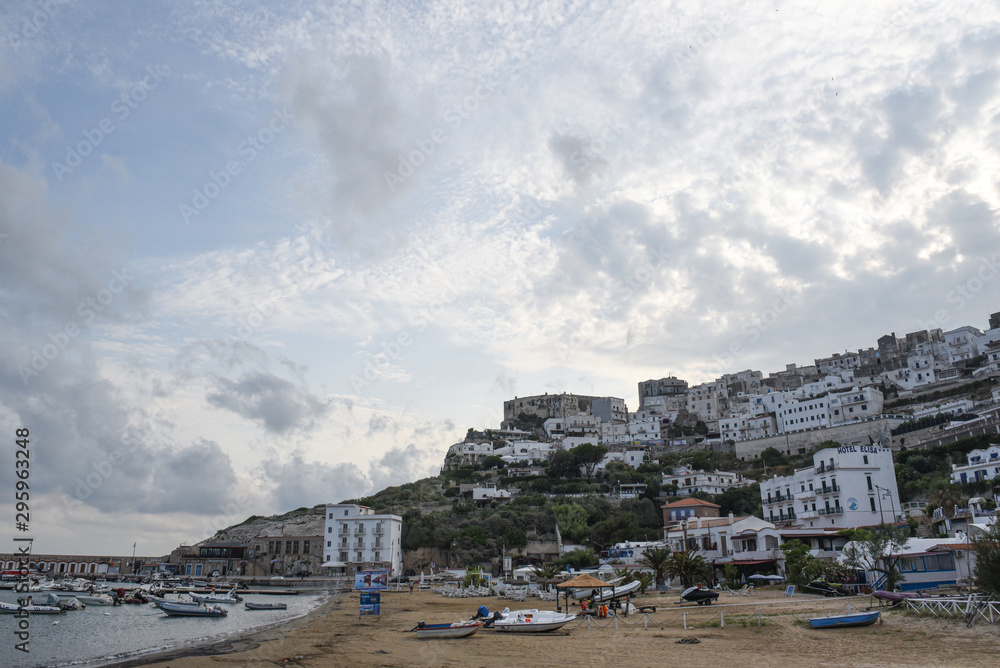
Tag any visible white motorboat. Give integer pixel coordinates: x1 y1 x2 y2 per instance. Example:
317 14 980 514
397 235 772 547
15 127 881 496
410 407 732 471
190 588 242 604
38 592 86 610
159 601 228 617
577 579 641 602
148 595 202 608
489 607 577 633
0 600 63 614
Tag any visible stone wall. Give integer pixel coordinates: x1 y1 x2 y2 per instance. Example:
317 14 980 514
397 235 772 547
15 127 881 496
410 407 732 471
733 417 904 461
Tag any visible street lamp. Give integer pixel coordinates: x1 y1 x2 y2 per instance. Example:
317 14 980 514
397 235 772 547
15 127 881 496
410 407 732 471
874 485 892 524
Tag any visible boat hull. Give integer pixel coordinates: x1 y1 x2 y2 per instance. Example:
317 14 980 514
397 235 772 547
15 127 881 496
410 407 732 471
681 587 720 605
489 608 577 633
808 611 880 629
414 621 482 639
245 602 288 610
159 602 228 617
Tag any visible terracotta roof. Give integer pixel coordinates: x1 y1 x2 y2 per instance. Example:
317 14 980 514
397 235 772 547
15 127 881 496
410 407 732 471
661 498 721 509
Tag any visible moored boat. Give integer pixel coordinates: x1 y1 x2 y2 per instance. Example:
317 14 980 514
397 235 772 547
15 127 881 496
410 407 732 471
159 601 228 617
410 620 483 639
0 600 64 614
245 601 288 610
809 609 880 629
190 588 242 604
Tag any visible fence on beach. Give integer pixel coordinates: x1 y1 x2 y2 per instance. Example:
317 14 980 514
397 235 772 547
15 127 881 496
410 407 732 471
903 594 1000 627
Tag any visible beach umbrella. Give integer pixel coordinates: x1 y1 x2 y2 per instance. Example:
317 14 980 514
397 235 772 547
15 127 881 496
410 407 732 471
747 574 768 580
765 575 785 581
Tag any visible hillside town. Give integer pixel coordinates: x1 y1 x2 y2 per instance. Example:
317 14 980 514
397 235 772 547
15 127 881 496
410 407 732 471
6 315 1000 598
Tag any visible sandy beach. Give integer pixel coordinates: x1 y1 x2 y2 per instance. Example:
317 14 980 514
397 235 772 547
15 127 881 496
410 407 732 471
123 587 1000 668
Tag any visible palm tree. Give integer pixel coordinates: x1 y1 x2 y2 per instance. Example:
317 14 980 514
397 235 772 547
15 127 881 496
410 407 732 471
664 550 712 588
639 547 671 589
531 563 560 580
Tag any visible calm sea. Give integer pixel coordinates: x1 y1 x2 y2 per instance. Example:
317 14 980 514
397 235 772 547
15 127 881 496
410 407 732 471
0 589 328 668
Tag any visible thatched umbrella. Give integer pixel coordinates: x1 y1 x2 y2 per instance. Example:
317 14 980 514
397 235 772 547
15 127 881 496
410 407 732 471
555 574 614 613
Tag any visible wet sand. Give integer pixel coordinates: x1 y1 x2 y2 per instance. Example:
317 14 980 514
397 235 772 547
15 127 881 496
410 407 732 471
124 588 1000 667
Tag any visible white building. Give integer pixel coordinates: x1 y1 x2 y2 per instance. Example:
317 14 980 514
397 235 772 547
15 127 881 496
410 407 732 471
828 387 884 424
627 412 663 441
592 396 628 423
912 399 975 420
323 503 403 577
600 421 630 445
943 325 983 365
760 445 902 530
951 445 1000 484
500 440 555 464
663 466 747 497
623 449 648 468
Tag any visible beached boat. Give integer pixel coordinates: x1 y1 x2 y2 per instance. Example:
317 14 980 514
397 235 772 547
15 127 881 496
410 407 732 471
159 601 228 617
574 579 641 602
809 609 880 629
74 593 116 606
38 592 86 610
245 601 288 610
488 607 577 633
680 586 720 605
411 620 483 639
872 591 925 604
0 600 64 614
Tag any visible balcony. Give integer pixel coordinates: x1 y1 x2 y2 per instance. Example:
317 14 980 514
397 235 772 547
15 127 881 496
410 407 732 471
798 489 817 501
354 527 366 536
818 507 843 516
815 463 837 473
819 484 840 495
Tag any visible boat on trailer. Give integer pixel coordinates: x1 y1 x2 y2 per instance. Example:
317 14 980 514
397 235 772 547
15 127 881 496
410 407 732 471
809 609 880 629
410 620 483 639
680 586 720 605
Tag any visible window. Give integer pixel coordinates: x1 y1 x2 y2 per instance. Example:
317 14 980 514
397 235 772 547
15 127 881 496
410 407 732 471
356 551 363 562
327 526 332 533
863 455 869 465
293 541 300 554
327 540 331 548
374 551 381 562
339 551 347 562
329 513 333 519
304 541 310 553
870 498 876 512
286 540 293 553
344 510 348 516
867 476 872 491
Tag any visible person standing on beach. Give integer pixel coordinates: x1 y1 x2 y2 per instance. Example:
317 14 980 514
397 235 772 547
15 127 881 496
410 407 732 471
410 581 414 594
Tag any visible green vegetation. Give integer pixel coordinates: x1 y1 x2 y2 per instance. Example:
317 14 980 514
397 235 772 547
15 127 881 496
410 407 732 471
664 550 712 587
973 520 1000 596
841 523 911 592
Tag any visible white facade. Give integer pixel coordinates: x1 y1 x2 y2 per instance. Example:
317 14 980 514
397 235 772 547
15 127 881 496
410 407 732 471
627 413 663 441
775 395 832 433
324 504 403 577
912 399 975 420
951 445 1000 484
623 449 648 468
719 413 777 442
687 382 724 423
886 354 937 390
761 445 902 529
828 386 884 424
600 421 630 445
500 440 554 464
663 466 747 497
943 326 982 365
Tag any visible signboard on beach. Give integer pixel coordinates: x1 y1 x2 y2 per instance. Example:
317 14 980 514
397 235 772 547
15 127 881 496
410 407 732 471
354 569 388 591
359 591 381 616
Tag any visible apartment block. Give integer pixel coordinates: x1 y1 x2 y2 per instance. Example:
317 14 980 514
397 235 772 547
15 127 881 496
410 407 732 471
323 503 403 577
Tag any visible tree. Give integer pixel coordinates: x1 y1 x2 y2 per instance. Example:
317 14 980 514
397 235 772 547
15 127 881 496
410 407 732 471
780 539 824 586
480 455 505 470
553 503 589 543
664 550 712 588
842 523 911 592
639 546 671 588
972 519 1000 596
760 447 786 468
501 526 527 552
546 449 578 479
571 443 608 480
555 548 597 570
715 483 762 517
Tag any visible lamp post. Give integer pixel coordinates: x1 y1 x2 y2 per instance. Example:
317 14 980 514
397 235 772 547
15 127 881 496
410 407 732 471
874 485 892 524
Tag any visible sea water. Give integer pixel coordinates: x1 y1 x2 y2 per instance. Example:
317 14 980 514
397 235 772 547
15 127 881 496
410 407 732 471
0 589 328 668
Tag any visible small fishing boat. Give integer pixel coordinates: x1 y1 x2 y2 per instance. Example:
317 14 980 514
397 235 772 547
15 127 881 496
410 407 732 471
148 595 202 608
680 586 720 605
809 609 880 629
74 593 116 606
0 600 64 614
38 592 85 610
410 620 483 639
585 579 641 602
245 601 288 610
486 607 577 633
159 601 228 617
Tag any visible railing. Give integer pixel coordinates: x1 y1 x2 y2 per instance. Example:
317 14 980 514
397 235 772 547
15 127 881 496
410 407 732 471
818 507 843 516
819 484 840 494
815 463 836 473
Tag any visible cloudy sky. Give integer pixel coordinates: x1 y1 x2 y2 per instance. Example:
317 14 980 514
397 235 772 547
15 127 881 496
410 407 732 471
1 0 999 556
